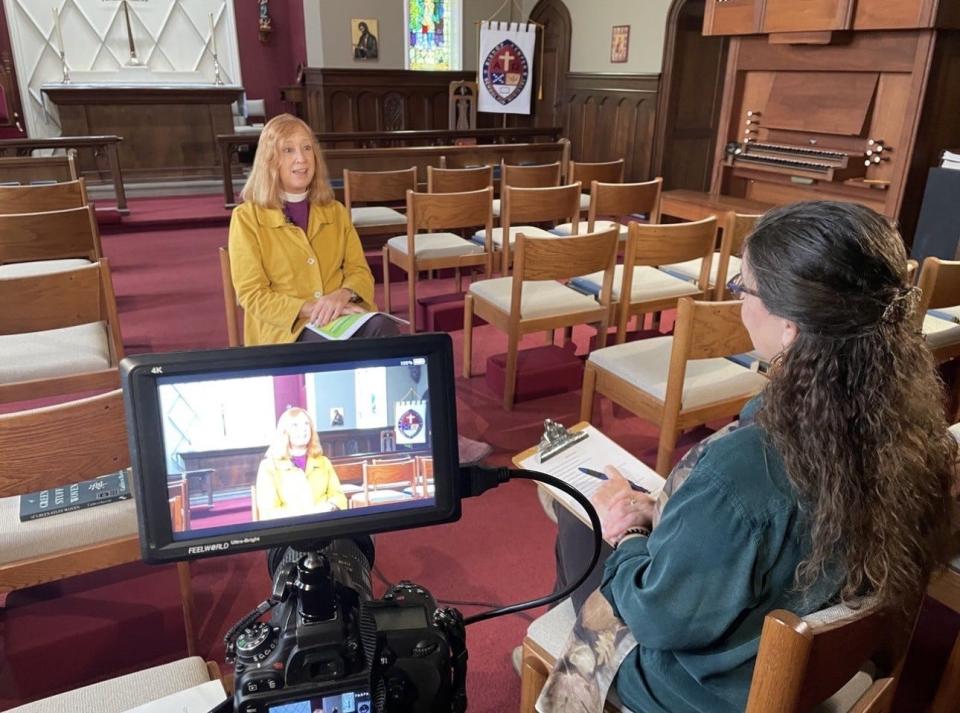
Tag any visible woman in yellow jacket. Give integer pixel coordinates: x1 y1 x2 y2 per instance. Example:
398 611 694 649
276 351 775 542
229 113 399 345
256 407 349 520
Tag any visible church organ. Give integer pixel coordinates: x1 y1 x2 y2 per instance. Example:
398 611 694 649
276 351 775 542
700 0 960 239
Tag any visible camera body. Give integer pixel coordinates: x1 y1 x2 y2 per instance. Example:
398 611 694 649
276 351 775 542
229 542 466 713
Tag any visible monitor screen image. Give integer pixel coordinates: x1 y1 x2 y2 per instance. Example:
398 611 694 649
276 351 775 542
122 336 461 563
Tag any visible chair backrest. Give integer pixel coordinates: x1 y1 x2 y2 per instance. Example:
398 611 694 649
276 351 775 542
917 257 960 323
714 212 762 299
502 182 582 226
0 204 102 264
589 178 663 226
500 161 562 189
624 216 718 271
218 247 242 347
513 227 619 303
362 458 417 489
427 165 493 193
0 259 122 351
448 80 478 130
407 187 494 232
333 460 365 485
569 159 625 189
670 298 755 363
343 166 418 208
746 604 908 713
0 178 88 214
0 389 129 496
0 154 78 184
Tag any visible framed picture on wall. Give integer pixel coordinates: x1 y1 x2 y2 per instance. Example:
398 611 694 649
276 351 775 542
352 18 379 61
611 25 630 64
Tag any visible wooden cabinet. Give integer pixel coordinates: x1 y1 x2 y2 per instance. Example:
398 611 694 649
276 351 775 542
706 0 953 35
761 0 854 33
704 0 761 36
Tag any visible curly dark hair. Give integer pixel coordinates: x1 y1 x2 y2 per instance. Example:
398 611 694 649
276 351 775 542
744 201 957 614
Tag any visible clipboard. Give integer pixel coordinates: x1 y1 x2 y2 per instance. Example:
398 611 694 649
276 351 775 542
513 421 665 537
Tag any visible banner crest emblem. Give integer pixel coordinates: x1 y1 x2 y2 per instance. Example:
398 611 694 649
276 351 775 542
482 39 529 106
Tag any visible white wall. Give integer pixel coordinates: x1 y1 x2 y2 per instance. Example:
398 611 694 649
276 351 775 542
524 0 673 74
302 0 521 70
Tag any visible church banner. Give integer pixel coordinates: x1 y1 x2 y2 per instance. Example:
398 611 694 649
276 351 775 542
394 400 428 446
478 21 536 115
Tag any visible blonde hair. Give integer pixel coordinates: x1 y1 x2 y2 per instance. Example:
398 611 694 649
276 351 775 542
240 114 335 209
265 407 324 461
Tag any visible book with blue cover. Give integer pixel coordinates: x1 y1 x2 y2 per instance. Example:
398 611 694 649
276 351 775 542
19 469 132 522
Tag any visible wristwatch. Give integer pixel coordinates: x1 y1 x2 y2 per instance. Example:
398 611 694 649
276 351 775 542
346 288 362 304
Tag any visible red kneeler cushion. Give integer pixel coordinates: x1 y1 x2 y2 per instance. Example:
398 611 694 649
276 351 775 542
416 293 486 333
485 342 583 403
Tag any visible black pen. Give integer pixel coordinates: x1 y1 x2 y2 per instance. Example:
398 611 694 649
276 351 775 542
578 467 651 494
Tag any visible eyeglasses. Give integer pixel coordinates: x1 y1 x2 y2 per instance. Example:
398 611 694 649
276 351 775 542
726 273 760 299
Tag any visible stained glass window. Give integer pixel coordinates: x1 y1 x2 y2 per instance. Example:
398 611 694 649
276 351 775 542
405 0 460 71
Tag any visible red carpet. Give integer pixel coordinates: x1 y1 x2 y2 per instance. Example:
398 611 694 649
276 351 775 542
1 196 955 711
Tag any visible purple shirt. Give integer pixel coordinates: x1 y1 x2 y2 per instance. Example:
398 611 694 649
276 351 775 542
283 200 310 233
290 454 308 472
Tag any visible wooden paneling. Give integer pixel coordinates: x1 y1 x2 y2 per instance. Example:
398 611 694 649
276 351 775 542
301 68 517 133
704 0 761 36
561 73 660 182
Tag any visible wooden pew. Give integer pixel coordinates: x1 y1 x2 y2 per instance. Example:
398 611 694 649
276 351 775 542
0 154 78 185
218 127 565 208
0 136 127 213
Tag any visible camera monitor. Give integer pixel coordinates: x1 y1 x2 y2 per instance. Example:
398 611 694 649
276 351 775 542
122 335 461 564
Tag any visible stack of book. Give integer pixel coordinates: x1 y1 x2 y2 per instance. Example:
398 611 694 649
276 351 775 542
941 149 960 171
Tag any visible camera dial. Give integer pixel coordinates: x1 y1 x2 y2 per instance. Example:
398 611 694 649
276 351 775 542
236 621 279 663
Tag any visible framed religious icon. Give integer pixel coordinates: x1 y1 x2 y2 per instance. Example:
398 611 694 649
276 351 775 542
611 25 630 64
352 18 379 61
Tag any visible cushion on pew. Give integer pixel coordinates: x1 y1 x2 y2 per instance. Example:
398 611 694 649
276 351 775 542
0 322 112 385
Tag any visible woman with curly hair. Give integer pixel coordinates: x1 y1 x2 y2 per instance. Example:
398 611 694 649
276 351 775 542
548 201 957 713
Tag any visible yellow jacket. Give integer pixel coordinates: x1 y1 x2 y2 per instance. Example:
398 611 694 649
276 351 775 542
255 454 349 520
228 200 376 345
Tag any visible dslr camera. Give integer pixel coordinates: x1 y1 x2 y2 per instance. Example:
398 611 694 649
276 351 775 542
122 336 467 713
227 539 466 713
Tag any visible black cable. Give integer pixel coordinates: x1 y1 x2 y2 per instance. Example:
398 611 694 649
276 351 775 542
461 466 604 626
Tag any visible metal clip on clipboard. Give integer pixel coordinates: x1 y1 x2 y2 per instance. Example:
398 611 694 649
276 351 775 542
537 419 588 462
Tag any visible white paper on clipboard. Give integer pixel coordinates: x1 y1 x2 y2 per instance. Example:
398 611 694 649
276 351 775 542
518 424 665 527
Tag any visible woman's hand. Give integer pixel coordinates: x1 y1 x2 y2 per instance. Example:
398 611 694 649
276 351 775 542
591 466 655 544
300 288 353 326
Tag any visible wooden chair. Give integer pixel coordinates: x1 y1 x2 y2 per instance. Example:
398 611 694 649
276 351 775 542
479 182 582 276
168 480 189 531
916 258 960 363
0 153 78 185
343 166 416 233
414 455 434 497
427 165 493 193
553 178 663 240
0 178 88 214
9 657 222 712
581 298 767 474
382 187 493 332
568 159 625 213
464 227 620 410
0 205 102 277
928 559 960 713
0 259 124 404
520 598 909 713
660 211 762 299
350 458 418 507
572 217 718 344
218 247 242 347
492 161 563 219
0 390 198 656
448 80 478 130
